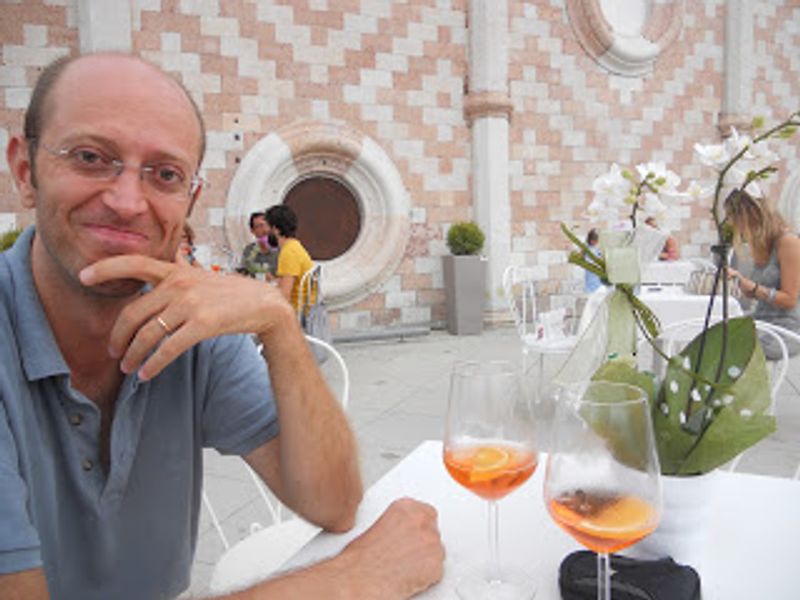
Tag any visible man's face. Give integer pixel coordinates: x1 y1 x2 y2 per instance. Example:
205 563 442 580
250 215 269 239
14 56 203 296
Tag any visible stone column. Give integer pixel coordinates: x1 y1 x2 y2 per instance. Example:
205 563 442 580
465 0 512 316
719 0 754 135
77 0 132 53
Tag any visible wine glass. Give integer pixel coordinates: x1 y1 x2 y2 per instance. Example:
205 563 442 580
443 360 538 599
544 381 662 600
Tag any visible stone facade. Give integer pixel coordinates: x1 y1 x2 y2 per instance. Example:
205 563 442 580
1 0 798 334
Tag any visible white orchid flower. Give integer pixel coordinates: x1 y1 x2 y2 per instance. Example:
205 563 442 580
694 141 731 169
724 127 752 158
685 181 714 202
724 167 763 197
592 163 631 205
641 192 667 216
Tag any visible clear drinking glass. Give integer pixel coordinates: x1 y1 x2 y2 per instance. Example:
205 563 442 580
443 360 539 599
544 381 662 600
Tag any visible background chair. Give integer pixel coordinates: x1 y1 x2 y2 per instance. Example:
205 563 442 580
502 265 577 384
297 264 322 320
205 334 349 594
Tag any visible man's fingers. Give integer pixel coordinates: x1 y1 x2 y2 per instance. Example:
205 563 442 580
79 254 173 286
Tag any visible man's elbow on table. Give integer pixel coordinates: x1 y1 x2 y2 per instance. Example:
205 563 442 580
317 477 364 533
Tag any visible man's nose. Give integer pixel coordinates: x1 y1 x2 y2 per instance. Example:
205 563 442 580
101 167 150 216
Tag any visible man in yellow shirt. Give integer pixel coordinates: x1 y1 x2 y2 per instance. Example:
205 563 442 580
265 204 314 312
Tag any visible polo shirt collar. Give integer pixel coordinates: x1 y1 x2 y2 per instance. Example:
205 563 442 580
4 226 71 381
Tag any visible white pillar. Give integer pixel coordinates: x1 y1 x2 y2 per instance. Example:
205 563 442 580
77 0 132 53
720 0 754 135
466 0 512 315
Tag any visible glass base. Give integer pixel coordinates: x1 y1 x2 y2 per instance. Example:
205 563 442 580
456 564 536 600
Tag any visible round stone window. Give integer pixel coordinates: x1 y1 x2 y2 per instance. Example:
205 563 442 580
223 121 410 308
283 176 361 261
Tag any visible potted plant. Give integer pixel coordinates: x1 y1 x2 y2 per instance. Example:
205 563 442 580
557 110 799 566
442 221 486 335
1 228 22 252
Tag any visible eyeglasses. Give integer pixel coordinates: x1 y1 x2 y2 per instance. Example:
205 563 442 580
33 140 205 200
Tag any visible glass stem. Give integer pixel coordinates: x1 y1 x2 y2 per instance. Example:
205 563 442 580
488 500 500 580
597 552 611 600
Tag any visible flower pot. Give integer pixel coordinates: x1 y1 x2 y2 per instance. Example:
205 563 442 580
625 469 720 569
442 255 486 335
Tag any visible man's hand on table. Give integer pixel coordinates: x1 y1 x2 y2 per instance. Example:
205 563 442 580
339 498 445 599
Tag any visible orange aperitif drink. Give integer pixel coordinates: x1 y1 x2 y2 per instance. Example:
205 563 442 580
444 443 537 501
548 490 658 554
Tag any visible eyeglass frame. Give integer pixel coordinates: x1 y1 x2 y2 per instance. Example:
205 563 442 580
28 137 207 200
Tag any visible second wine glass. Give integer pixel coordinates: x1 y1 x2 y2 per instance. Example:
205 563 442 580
443 360 538 600
544 381 662 600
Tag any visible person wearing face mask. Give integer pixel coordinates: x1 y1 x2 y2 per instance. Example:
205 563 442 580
238 211 278 280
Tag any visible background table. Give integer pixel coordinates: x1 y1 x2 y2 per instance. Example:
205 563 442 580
640 287 743 329
641 260 697 287
284 441 800 599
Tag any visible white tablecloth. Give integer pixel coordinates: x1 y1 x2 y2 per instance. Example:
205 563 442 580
639 288 743 329
284 441 800 599
580 287 743 335
640 260 697 287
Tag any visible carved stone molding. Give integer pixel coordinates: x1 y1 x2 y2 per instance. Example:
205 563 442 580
464 90 513 124
566 0 684 77
225 121 410 309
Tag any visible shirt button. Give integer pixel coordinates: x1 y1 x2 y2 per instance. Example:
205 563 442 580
82 459 94 472
69 413 83 426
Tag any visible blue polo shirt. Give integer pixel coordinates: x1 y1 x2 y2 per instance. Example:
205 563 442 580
0 227 280 599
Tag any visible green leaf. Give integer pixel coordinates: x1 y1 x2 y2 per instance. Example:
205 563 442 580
582 366 656 471
677 409 775 475
655 317 774 474
592 361 657 404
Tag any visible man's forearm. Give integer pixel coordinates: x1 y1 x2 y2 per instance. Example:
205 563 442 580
257 317 362 529
212 553 358 600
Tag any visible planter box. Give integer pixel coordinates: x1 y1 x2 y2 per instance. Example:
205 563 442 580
443 255 486 335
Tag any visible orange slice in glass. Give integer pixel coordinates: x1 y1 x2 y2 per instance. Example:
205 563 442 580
469 446 510 482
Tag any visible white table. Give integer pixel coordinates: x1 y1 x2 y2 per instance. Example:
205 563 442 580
284 440 800 599
639 287 743 329
579 287 743 336
640 260 697 287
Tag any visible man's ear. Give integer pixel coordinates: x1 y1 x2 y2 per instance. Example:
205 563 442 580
7 136 36 209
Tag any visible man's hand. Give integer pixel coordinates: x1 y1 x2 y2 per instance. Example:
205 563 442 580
337 498 445 599
79 255 294 380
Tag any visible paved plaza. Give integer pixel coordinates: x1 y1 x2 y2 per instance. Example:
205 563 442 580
189 325 800 595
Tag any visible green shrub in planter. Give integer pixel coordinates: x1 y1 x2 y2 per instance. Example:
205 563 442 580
0 229 22 251
446 221 485 256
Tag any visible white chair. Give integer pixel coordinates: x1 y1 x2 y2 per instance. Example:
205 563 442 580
502 265 577 381
205 334 350 594
297 264 322 320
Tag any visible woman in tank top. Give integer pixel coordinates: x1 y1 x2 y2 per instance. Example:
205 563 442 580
725 190 800 359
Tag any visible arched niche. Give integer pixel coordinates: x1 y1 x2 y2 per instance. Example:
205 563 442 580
566 0 684 77
224 120 410 309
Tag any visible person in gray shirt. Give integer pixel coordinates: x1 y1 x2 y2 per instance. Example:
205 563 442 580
0 52 443 600
726 189 800 359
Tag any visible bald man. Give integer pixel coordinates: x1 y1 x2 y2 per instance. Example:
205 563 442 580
1 53 442 600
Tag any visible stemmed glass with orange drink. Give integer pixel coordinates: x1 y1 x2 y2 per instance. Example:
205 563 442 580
443 360 538 599
544 381 662 600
